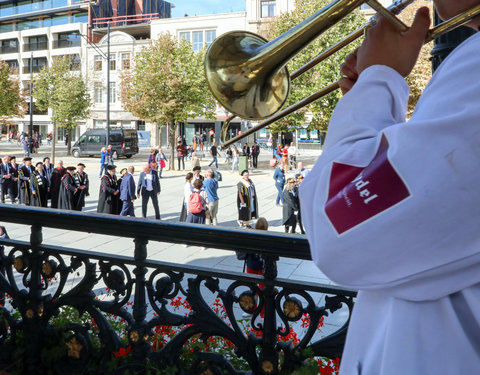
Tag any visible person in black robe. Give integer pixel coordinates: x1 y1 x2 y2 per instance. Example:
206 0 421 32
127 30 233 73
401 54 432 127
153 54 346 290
58 167 77 210
0 225 9 305
97 165 119 214
9 156 19 202
73 163 89 211
18 157 34 206
282 177 300 233
30 162 48 207
49 160 65 209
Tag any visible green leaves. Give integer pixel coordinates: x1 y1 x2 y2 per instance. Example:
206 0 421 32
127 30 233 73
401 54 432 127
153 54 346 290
264 0 365 133
119 33 216 126
0 61 26 123
33 56 91 130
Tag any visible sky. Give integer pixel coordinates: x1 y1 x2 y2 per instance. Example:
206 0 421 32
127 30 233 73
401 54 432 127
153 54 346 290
170 0 246 18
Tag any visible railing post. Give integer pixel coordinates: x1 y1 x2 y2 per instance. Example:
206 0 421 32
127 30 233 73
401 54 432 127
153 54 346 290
130 237 149 361
259 255 279 374
26 224 44 374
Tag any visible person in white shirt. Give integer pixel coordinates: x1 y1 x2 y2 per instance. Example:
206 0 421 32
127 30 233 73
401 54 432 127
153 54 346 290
300 3 480 375
179 172 194 222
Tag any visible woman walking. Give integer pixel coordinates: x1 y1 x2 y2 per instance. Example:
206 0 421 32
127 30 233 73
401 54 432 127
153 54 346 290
179 172 193 222
237 170 258 228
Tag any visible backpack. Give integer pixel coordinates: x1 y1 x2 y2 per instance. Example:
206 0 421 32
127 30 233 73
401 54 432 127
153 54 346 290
188 192 204 213
214 170 222 182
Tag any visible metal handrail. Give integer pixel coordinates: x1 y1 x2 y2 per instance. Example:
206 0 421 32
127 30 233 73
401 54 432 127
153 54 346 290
0 205 312 260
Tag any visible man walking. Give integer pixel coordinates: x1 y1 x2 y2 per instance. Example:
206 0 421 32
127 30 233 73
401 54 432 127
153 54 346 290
119 166 136 216
252 141 260 168
204 169 219 225
137 164 161 219
208 142 219 169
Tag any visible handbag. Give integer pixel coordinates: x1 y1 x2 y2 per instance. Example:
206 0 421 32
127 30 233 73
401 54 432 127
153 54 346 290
159 159 166 168
270 158 277 167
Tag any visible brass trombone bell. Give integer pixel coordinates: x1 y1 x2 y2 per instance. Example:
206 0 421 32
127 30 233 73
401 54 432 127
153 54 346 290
219 2 480 148
205 0 367 120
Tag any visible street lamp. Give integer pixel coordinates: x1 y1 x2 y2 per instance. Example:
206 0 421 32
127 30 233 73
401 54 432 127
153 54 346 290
29 52 33 138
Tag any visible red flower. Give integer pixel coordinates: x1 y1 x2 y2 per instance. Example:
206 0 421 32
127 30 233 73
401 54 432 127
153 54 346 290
113 345 131 358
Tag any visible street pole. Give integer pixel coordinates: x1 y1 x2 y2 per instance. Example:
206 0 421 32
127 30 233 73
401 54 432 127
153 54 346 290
106 21 110 147
29 52 33 138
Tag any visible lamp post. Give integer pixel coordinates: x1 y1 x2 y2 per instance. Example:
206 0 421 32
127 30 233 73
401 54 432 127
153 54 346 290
106 20 110 147
29 52 33 138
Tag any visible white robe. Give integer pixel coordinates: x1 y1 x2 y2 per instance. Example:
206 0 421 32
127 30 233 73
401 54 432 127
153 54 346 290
300 31 480 375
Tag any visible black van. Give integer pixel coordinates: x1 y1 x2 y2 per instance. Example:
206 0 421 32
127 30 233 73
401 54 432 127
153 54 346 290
71 129 139 158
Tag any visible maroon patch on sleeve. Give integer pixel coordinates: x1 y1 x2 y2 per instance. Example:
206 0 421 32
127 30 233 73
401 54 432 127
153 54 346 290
325 135 410 234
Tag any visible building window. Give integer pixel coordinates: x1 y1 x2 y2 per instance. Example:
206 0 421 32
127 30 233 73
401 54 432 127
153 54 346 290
25 35 48 52
5 60 19 70
261 0 275 18
109 54 116 71
55 32 81 48
94 83 103 104
179 31 190 43
109 82 116 103
1 39 19 53
121 52 130 69
94 55 102 71
205 30 216 48
192 31 203 53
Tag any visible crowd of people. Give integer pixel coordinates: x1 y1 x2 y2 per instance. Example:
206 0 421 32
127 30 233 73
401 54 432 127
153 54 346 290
0 155 88 211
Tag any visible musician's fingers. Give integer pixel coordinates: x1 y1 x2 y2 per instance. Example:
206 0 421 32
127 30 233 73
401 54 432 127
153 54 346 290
344 51 358 75
340 62 358 80
339 77 356 95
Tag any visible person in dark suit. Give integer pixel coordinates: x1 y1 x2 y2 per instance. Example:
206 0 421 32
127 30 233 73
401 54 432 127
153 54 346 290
137 163 161 219
0 155 17 204
9 156 19 202
119 166 136 216
0 225 8 305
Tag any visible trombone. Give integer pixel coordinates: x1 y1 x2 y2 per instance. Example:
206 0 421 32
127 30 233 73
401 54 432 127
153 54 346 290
204 0 480 147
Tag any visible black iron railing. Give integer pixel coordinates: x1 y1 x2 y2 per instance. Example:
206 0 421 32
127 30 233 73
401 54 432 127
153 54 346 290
0 205 356 374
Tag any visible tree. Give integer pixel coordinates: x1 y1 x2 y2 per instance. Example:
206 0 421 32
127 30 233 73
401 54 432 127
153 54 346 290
33 56 90 156
120 33 216 170
265 0 366 134
0 60 26 128
397 1 434 117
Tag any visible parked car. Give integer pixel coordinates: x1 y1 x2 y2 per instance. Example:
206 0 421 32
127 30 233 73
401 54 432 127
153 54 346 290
71 129 139 158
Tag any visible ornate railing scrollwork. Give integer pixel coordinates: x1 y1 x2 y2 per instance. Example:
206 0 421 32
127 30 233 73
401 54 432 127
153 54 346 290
0 205 356 374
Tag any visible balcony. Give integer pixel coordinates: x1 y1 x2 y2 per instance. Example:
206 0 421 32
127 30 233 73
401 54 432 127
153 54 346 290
23 41 48 52
0 0 69 18
0 44 18 53
53 38 81 48
0 205 356 373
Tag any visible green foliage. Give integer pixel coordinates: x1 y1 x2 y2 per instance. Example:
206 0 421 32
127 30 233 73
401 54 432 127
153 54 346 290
265 0 366 133
120 33 216 168
0 60 26 123
33 56 90 153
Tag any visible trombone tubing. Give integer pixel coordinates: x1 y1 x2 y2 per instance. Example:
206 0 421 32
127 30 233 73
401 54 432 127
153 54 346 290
221 3 480 149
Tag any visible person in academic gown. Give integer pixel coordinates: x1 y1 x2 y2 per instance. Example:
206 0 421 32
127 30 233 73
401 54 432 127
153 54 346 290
18 157 34 206
58 167 77 210
49 160 65 208
97 165 120 215
73 163 89 211
9 156 18 201
30 162 48 208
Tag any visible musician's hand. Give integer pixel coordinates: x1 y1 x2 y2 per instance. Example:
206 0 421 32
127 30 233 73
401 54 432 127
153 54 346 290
356 7 430 77
339 49 359 94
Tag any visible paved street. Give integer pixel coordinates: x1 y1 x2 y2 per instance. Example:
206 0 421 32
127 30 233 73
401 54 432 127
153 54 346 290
0 140 350 335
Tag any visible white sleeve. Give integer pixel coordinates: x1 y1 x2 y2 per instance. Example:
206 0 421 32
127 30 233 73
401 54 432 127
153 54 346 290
299 34 480 301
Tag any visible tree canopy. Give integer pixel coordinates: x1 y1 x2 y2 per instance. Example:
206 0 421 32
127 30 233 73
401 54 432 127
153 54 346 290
120 33 216 168
0 60 26 125
265 0 366 133
33 56 90 154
